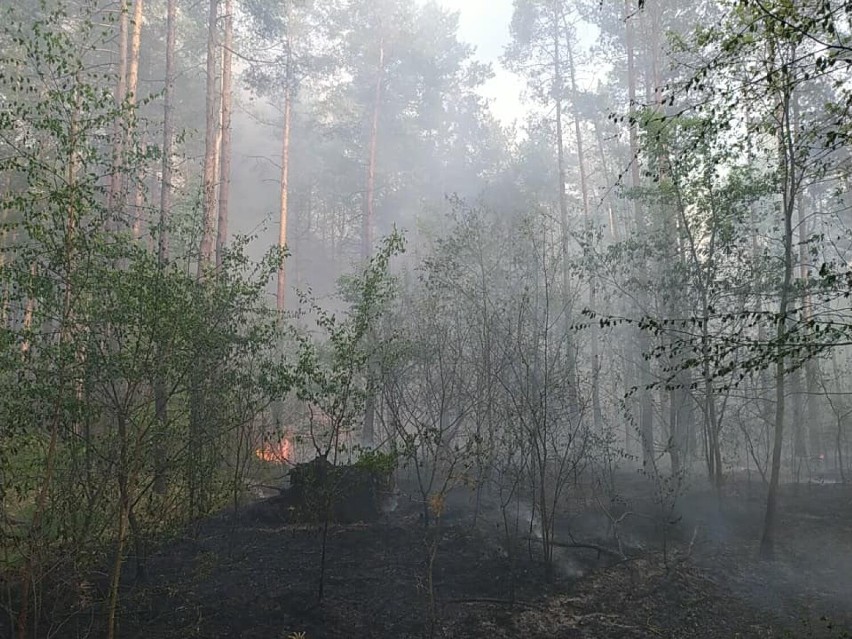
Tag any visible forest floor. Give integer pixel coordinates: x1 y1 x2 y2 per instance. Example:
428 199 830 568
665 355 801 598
87 474 852 639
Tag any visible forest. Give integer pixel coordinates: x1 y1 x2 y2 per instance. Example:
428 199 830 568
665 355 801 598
0 0 851 637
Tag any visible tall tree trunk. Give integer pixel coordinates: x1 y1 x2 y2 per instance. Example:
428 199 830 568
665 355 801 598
277 80 293 312
551 3 578 415
189 0 219 526
362 33 384 447
197 0 219 276
132 167 145 239
701 341 721 485
126 0 144 239
669 387 681 477
789 98 811 478
216 0 233 268
797 184 822 468
158 0 175 266
0 196 8 328
363 379 377 447
791 366 805 484
363 34 384 261
563 17 601 430
108 0 130 221
625 0 654 467
748 201 774 466
593 119 621 242
153 0 176 496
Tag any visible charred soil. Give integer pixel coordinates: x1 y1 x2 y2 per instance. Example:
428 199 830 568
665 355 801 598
29 480 852 639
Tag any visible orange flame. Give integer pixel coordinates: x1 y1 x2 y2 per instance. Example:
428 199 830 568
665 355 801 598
255 437 293 463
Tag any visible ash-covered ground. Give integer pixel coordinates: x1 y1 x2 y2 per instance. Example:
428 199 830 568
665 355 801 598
92 475 852 639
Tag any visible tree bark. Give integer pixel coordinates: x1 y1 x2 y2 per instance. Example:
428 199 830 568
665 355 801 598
551 2 579 416
197 0 219 276
127 0 142 104
153 0 176 496
563 16 601 430
761 69 797 561
625 0 654 467
158 0 175 265
189 0 219 529
108 0 130 221
277 79 293 312
362 32 385 447
127 0 144 239
106 412 131 639
797 185 822 467
593 121 621 243
363 34 384 261
216 0 233 268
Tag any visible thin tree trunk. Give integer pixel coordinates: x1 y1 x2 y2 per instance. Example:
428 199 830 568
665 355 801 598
106 413 131 639
211 107 223 259
761 76 797 561
216 0 233 268
132 169 144 239
108 0 130 221
790 98 811 476
761 276 791 559
701 341 715 480
797 186 822 466
108 6 143 606
198 0 219 275
593 119 621 242
670 387 683 478
158 0 175 265
363 34 384 261
189 0 219 527
20 262 36 356
551 3 578 415
749 203 774 461
362 33 384 446
0 191 8 328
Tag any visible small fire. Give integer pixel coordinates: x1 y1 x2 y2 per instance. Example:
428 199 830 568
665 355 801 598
256 436 293 463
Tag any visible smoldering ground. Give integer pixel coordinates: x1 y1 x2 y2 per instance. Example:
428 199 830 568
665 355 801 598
77 467 849 639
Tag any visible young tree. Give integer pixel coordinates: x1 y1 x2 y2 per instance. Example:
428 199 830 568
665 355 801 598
504 0 580 417
288 232 404 601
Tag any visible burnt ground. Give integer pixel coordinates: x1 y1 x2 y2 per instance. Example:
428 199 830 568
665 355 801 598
682 480 852 638
37 478 852 639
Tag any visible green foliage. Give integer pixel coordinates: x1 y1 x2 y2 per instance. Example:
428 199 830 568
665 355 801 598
353 448 398 477
0 3 294 632
288 231 405 455
2 0 850 631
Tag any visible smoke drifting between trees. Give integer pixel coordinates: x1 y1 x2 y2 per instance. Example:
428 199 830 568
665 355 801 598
1 0 852 637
